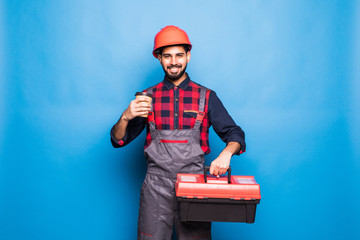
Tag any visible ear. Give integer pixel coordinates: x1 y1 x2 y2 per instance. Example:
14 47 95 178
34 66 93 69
157 54 162 62
186 51 191 63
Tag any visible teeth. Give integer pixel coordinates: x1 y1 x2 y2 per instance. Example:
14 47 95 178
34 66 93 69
170 68 179 73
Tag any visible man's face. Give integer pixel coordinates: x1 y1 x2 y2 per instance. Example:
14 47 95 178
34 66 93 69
158 45 191 81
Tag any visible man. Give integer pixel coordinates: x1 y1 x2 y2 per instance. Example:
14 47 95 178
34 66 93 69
111 25 246 240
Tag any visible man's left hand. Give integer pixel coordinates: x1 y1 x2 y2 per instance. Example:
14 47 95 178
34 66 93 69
209 142 241 177
209 153 231 177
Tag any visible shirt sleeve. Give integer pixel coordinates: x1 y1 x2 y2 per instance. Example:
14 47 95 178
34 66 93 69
207 91 246 155
110 116 147 148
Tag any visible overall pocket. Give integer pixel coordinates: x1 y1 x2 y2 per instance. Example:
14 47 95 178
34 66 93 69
158 137 195 161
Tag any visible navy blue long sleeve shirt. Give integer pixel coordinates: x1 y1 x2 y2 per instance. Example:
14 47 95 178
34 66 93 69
111 76 246 155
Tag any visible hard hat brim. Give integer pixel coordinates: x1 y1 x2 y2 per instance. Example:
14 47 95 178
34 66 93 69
153 43 192 58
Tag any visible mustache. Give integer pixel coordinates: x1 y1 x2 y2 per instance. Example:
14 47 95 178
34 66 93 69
167 64 182 69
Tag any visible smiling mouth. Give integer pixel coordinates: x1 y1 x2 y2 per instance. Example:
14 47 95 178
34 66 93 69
168 65 181 74
169 67 179 73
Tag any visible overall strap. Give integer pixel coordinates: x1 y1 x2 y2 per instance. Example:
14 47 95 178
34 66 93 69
194 87 207 130
145 88 154 112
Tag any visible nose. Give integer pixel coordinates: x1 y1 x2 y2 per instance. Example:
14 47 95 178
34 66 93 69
171 56 177 65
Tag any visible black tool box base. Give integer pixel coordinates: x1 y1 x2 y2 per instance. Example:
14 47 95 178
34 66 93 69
178 198 260 223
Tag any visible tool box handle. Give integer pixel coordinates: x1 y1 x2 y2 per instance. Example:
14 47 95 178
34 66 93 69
204 166 232 184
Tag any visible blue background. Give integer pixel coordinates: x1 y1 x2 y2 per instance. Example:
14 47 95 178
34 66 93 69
1 0 360 239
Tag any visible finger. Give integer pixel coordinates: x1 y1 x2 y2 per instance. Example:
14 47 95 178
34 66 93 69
136 111 149 116
132 98 141 104
212 166 219 176
133 104 150 109
221 166 229 175
133 101 150 108
210 164 215 175
134 106 151 111
136 102 151 108
219 166 226 173
135 108 151 114
136 97 151 102
131 107 148 115
135 108 150 113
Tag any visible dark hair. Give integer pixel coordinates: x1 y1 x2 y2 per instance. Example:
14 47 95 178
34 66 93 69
155 44 191 57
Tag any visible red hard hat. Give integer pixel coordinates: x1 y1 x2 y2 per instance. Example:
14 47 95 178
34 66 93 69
153 25 192 58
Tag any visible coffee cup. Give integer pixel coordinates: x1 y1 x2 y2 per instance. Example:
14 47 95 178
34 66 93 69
135 92 153 117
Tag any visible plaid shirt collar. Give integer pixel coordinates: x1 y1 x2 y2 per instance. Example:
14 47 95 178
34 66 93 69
163 73 190 90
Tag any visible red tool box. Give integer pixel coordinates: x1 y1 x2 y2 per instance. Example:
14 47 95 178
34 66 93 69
175 167 261 223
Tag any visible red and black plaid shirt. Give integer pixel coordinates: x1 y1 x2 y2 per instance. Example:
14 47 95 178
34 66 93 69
111 75 246 155
144 75 211 153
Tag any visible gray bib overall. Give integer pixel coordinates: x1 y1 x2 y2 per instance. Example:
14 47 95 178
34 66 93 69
137 87 211 240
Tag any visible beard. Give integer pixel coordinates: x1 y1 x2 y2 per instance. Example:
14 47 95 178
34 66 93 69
162 64 187 81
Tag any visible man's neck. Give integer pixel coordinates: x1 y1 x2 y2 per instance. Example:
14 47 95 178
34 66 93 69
167 73 187 86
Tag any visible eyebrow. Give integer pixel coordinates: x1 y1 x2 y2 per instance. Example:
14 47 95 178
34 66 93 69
163 52 185 56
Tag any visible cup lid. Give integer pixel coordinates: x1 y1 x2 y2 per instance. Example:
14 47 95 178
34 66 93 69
135 92 153 98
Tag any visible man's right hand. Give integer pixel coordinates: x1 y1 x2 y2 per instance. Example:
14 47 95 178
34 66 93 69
122 97 151 121
112 97 151 141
